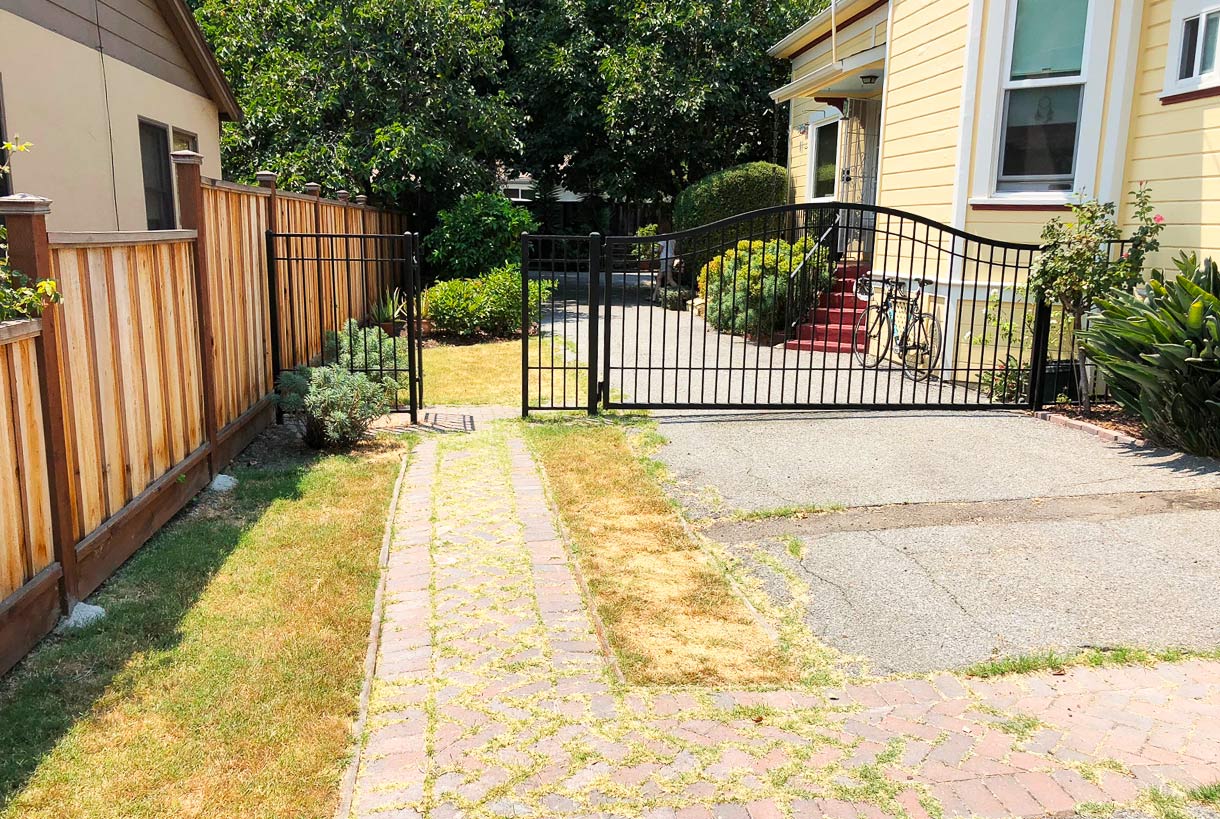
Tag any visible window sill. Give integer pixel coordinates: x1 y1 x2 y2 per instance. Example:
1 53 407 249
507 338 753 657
968 196 1071 211
1160 83 1220 105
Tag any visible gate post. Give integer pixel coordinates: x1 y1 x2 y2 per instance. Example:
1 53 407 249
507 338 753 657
587 233 602 416
257 172 283 423
520 233 531 418
402 232 420 426
1027 295 1053 411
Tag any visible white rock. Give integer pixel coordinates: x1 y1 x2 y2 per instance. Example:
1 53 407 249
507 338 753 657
208 473 239 492
58 602 106 632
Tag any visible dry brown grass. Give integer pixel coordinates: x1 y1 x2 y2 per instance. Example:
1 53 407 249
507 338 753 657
524 420 797 687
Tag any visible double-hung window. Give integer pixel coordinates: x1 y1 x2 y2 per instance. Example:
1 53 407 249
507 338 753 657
996 0 1089 192
1165 0 1220 97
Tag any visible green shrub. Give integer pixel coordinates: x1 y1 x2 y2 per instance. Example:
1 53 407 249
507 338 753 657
424 192 539 280
324 320 412 381
275 364 391 449
656 285 693 311
424 264 554 338
633 223 660 263
1081 252 1220 457
700 238 830 338
672 162 788 232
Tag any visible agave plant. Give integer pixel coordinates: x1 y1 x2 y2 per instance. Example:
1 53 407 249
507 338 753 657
370 288 408 326
1081 252 1220 457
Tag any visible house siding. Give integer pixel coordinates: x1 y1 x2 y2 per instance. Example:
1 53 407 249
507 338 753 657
874 0 972 225
0 9 222 231
1121 0 1220 262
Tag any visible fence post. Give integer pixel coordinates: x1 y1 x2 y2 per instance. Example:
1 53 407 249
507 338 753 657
256 172 282 420
0 194 78 614
171 151 220 478
1027 295 1053 411
587 233 602 416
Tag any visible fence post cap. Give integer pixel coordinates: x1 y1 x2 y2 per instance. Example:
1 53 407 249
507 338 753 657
303 182 322 195
355 194 368 205
254 170 278 184
0 193 52 215
336 190 350 202
170 150 204 166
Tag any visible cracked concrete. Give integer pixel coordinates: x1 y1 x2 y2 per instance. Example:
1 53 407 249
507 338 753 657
654 409 1220 674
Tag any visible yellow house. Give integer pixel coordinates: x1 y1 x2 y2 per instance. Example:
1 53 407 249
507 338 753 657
771 0 1218 262
0 0 240 231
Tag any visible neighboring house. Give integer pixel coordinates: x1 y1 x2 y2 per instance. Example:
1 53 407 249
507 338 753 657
770 0 1218 262
499 173 588 233
0 0 240 231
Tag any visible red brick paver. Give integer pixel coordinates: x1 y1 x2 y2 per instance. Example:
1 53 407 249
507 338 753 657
346 429 1220 818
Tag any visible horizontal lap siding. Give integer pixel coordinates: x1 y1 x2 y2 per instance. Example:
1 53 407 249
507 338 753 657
50 240 204 543
0 333 54 599
1124 0 1220 261
876 0 970 225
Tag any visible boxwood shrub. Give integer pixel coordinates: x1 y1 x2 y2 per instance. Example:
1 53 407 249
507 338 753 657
424 264 554 338
673 162 788 232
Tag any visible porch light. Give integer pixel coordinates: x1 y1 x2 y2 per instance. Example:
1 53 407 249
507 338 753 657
860 74 879 86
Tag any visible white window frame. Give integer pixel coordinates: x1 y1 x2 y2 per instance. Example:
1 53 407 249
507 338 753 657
806 108 842 203
1163 0 1220 97
969 0 1116 205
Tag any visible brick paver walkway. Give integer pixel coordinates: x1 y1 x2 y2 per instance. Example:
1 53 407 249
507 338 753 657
348 428 1220 819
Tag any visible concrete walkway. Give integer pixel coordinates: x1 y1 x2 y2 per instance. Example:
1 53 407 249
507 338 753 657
347 427 1220 819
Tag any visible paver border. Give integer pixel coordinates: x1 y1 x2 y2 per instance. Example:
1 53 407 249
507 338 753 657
519 432 627 684
1031 409 1149 447
333 450 412 819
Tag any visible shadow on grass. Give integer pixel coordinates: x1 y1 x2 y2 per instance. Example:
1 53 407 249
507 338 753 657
0 448 317 807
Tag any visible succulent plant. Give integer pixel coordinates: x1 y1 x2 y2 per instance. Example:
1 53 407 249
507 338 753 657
1081 252 1220 457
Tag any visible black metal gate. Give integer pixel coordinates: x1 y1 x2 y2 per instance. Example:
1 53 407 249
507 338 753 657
523 202 1092 415
268 230 424 422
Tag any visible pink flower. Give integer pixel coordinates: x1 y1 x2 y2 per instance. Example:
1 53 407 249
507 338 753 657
1154 214 1165 224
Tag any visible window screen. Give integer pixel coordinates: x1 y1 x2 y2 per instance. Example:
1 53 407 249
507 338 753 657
1010 0 1088 79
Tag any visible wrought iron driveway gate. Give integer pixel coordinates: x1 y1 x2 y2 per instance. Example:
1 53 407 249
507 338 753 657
268 230 424 422
522 202 1088 415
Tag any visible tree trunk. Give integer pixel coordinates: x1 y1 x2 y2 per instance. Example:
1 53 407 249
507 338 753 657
1073 305 1091 413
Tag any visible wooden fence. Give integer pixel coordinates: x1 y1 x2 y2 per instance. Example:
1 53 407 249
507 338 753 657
0 156 406 675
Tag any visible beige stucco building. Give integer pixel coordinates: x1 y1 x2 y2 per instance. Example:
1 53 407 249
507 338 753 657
0 0 239 231
772 0 1219 265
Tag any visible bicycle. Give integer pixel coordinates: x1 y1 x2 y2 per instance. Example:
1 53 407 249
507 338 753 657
850 274 943 380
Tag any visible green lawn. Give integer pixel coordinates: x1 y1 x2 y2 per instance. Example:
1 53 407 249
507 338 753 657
0 432 410 818
423 336 585 407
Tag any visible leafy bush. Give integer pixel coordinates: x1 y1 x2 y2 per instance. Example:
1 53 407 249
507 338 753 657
424 264 554 338
633 223 660 263
1081 252 1220 457
1 139 61 321
700 238 830 337
275 364 391 449
673 162 788 231
1030 185 1164 409
424 192 539 279
656 285 692 311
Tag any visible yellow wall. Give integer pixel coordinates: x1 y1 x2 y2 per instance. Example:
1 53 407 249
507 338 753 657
874 0 971 224
1122 0 1220 262
786 13 888 203
0 10 222 231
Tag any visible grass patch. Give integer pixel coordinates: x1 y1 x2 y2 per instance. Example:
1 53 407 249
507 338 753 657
523 418 796 687
963 645 1219 678
0 432 409 818
727 503 845 522
423 336 587 407
782 535 804 560
1188 782 1220 805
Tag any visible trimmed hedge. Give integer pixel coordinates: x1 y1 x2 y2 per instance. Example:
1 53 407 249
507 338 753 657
673 162 788 231
424 264 554 338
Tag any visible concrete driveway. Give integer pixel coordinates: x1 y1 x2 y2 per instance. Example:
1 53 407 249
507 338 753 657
654 410 1220 674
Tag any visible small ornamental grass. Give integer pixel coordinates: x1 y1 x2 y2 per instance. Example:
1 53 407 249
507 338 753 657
276 364 391 449
1082 252 1220 457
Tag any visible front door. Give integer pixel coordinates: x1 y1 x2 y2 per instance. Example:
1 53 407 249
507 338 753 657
838 98 881 206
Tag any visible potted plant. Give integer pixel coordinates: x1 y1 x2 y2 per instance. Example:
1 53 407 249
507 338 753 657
633 224 661 272
370 288 408 336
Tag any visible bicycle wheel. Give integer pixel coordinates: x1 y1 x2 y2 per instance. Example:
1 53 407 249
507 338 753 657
852 305 891 368
902 312 943 380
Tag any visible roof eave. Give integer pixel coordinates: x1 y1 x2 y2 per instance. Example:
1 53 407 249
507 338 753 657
153 0 243 121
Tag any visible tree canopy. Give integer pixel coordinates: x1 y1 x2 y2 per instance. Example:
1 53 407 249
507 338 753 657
192 0 817 217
